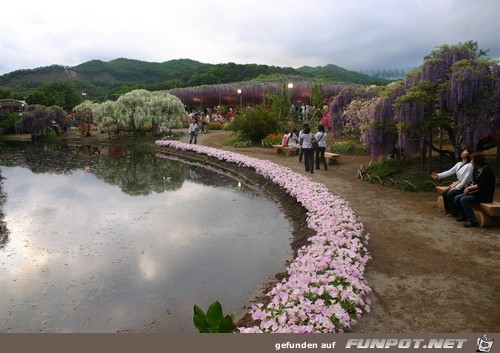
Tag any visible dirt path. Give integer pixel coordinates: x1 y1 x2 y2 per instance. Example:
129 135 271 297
181 130 499 333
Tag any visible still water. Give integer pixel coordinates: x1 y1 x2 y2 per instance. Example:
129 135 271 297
0 141 292 332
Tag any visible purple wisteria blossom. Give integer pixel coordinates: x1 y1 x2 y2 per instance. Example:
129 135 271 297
156 140 371 333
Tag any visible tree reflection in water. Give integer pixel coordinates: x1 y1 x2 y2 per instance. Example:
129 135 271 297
0 171 8 249
0 140 292 332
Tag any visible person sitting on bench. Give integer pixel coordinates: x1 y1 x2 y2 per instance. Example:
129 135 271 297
431 149 473 217
454 152 496 228
288 129 300 149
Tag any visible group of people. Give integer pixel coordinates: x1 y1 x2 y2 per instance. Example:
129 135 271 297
432 149 496 228
282 123 329 174
189 118 495 228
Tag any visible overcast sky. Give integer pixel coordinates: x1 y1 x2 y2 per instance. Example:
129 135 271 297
1 0 499 76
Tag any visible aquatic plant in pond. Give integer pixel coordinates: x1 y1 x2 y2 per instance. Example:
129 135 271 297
193 301 236 333
156 140 371 333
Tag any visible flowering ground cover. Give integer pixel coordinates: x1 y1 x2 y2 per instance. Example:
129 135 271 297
156 140 371 333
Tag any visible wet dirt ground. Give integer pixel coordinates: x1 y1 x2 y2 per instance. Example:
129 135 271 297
179 130 499 333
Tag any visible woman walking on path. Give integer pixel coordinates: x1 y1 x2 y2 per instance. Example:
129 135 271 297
315 124 328 171
299 125 316 174
298 123 309 163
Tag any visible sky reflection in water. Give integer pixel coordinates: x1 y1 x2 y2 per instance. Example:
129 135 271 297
0 148 292 332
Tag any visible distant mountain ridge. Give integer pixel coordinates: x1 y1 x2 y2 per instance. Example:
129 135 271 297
0 58 388 101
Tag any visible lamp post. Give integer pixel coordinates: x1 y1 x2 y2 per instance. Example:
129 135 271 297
237 89 242 110
287 83 294 119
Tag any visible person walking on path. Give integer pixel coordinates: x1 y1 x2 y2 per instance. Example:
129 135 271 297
204 114 211 133
298 123 309 163
299 125 316 174
189 118 199 144
315 124 328 171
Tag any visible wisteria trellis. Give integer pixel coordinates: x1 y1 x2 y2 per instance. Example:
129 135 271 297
155 140 371 333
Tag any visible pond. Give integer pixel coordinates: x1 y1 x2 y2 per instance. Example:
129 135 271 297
0 141 292 332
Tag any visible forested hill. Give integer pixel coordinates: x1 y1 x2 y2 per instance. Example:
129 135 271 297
298 64 382 85
0 58 388 101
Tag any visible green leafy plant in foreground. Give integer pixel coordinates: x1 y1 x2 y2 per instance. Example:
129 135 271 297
193 301 236 333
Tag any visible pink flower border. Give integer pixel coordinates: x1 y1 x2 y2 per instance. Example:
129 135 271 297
156 140 371 333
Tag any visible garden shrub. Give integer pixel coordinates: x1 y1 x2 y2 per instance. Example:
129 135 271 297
0 114 21 135
229 105 279 143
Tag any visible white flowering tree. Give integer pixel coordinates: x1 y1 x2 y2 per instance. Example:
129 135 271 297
93 100 122 138
114 89 149 137
144 91 185 135
113 89 186 137
74 100 100 116
342 98 379 138
73 90 186 138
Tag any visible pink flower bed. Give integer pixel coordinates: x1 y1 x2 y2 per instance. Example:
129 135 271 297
156 140 371 333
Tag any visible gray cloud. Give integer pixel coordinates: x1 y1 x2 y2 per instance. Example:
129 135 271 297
1 0 498 76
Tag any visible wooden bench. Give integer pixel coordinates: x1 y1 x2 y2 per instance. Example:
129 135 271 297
272 145 298 156
435 186 500 227
324 152 340 165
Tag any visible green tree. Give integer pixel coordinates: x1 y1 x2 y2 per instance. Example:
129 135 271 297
310 83 328 110
0 113 21 134
0 87 23 100
229 105 280 142
266 83 293 121
25 89 50 107
25 81 82 111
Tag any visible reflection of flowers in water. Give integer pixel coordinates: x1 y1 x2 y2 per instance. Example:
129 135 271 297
0 198 9 249
156 140 371 333
0 227 8 249
0 179 8 249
